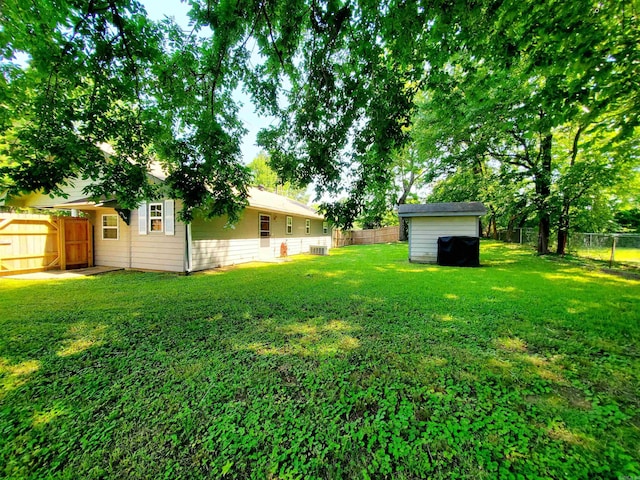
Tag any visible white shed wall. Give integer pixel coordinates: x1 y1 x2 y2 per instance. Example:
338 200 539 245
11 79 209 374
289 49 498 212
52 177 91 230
409 216 479 263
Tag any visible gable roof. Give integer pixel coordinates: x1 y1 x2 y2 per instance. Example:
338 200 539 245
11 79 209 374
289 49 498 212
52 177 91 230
246 187 322 219
398 202 486 217
2 175 323 220
1 145 324 219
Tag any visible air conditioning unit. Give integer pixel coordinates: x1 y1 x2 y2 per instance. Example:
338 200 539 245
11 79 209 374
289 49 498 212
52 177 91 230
309 245 328 256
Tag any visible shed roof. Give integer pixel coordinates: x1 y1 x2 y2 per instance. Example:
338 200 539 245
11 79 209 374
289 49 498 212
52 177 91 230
398 202 486 217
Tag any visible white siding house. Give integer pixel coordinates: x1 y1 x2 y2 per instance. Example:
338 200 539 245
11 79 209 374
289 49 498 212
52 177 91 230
4 181 331 272
188 189 330 271
398 202 486 263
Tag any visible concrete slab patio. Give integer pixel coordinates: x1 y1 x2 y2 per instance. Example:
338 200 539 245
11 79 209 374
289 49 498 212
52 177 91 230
4 266 123 280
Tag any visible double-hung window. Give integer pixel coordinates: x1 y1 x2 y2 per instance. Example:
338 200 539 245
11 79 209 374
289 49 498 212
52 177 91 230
305 219 311 235
102 214 119 240
286 216 293 235
149 203 163 232
138 200 174 236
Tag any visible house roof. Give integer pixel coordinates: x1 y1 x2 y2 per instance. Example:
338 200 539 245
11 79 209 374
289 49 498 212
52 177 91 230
44 186 323 219
2 150 324 219
246 187 323 219
51 197 120 210
398 202 486 217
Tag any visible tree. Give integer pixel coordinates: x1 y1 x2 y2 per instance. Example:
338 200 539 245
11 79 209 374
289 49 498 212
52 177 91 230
414 0 640 254
391 141 432 240
1 0 638 235
552 122 639 253
247 152 309 202
0 0 251 222
0 0 165 207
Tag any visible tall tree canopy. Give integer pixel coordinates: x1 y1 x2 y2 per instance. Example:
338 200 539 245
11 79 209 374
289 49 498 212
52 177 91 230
414 0 639 253
247 152 309 202
1 0 638 239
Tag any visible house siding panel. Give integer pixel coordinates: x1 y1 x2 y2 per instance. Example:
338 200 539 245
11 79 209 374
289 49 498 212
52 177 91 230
89 208 131 268
270 236 330 256
192 238 260 270
409 216 478 263
14 178 95 208
190 209 331 270
129 201 186 272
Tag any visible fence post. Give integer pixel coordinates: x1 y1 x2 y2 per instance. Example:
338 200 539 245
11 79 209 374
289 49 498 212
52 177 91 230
609 234 617 268
58 216 66 270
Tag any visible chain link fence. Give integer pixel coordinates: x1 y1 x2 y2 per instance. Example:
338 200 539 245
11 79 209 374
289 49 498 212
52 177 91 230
567 233 640 265
496 228 537 245
496 229 640 266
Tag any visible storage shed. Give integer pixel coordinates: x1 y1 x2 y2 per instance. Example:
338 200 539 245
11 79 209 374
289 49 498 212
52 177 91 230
398 202 486 264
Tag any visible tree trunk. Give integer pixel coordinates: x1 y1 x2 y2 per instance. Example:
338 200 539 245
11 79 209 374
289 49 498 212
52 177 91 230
556 227 568 255
556 126 581 256
489 206 498 239
538 215 551 254
556 203 570 255
536 132 553 255
399 215 408 241
506 218 515 243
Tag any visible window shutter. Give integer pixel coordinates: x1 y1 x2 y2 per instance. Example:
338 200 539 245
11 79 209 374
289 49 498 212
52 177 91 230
138 202 147 235
164 199 175 236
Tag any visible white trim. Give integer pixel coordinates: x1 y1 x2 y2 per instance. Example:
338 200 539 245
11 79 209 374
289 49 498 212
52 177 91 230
286 216 293 235
101 214 119 240
399 212 485 218
322 221 329 235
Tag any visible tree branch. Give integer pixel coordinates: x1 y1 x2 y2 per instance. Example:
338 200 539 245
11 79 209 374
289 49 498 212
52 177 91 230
261 2 287 71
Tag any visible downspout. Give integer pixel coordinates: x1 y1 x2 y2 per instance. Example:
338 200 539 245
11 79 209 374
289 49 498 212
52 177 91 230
128 216 132 269
185 222 193 275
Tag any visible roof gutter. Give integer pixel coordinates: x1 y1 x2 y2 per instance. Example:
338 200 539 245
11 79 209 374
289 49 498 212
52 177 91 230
399 211 487 218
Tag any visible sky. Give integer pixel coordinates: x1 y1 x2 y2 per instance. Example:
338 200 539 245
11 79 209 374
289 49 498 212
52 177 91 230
140 0 271 165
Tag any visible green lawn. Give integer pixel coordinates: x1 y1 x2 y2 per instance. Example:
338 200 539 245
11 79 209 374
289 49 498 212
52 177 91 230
571 247 640 266
1 242 639 479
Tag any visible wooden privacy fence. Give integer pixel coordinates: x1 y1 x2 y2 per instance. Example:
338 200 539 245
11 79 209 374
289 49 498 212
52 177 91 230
332 229 353 247
332 226 400 247
0 213 93 276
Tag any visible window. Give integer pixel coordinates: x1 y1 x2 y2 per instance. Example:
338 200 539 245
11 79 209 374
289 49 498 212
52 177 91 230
102 214 119 240
305 219 311 235
323 221 329 235
149 203 163 232
286 216 293 235
260 214 271 237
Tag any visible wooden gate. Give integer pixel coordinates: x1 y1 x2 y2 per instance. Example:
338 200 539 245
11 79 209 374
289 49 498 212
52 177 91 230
0 213 93 276
60 216 93 270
